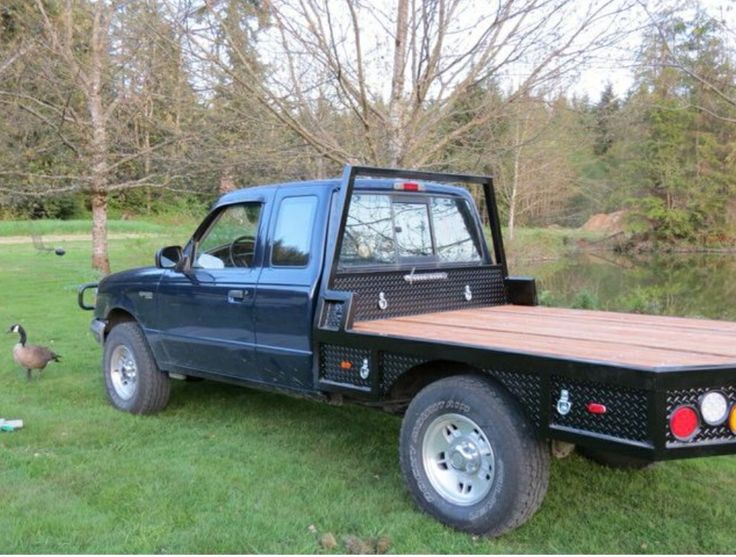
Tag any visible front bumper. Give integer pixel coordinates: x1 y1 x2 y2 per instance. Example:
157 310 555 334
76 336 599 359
90 318 107 345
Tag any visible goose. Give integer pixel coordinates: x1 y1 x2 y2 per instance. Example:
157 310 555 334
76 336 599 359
7 324 61 380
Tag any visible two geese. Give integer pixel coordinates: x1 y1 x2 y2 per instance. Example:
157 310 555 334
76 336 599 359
7 324 61 380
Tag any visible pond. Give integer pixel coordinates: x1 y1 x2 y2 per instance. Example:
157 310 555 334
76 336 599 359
513 252 736 321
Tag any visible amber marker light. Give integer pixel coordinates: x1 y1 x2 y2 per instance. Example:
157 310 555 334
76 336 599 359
729 405 736 434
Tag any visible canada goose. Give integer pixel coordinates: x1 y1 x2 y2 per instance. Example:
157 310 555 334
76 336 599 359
7 324 61 380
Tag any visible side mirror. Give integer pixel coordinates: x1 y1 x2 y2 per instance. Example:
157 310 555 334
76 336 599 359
155 245 183 269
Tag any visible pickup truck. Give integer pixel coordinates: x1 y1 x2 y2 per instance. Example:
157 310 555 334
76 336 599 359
79 165 736 537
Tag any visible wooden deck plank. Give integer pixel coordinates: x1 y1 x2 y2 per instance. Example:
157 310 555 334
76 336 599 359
488 305 736 334
389 309 736 358
352 305 736 369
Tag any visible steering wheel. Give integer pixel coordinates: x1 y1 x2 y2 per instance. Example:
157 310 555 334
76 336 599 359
228 235 256 267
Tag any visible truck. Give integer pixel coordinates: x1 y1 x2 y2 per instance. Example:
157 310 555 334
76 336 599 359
79 165 736 537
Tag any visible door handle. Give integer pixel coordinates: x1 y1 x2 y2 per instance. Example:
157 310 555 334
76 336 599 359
227 289 249 302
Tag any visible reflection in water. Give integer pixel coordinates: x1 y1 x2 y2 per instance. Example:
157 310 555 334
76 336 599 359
514 252 736 320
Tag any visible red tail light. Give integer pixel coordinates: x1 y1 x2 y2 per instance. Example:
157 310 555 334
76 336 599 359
670 405 700 441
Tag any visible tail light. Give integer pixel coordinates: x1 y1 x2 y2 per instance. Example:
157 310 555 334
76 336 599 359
670 405 700 441
699 391 729 426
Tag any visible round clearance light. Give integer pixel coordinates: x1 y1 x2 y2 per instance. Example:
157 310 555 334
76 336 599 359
699 391 729 426
670 405 700 441
729 406 736 435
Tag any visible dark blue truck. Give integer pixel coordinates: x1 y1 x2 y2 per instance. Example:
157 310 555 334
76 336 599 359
80 166 736 536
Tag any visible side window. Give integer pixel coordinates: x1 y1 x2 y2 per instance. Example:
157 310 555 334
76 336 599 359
195 203 262 269
339 194 397 267
271 196 318 267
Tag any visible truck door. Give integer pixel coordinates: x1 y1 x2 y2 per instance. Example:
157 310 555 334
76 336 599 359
155 198 270 380
254 186 327 391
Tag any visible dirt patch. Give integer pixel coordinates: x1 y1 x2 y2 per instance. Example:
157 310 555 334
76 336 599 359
581 210 627 234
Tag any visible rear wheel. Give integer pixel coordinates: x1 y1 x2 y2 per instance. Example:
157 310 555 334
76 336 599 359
399 374 549 537
103 322 170 414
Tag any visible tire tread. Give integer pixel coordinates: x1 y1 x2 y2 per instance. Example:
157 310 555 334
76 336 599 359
400 374 549 537
104 322 170 414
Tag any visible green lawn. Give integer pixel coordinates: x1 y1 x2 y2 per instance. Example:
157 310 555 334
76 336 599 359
1 230 735 553
502 227 606 265
0 217 196 238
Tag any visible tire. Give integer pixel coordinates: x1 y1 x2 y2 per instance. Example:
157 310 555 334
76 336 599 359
399 374 549 537
103 322 170 414
578 447 654 470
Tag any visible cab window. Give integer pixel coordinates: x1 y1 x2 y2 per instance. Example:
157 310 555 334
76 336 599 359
194 203 262 269
271 196 318 267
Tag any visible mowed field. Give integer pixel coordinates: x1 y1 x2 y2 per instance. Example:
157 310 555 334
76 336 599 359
1 222 735 553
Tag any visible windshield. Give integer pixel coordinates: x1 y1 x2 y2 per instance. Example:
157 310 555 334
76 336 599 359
339 193 484 269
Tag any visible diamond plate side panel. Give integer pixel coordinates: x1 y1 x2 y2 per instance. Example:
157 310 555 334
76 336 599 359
320 301 344 330
333 265 507 321
489 370 543 427
379 353 543 427
319 344 372 388
551 376 649 442
380 352 428 391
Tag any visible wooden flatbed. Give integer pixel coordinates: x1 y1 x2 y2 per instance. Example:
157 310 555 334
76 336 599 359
353 305 736 369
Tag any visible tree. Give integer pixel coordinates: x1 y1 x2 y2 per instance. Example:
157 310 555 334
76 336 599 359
641 3 736 123
182 0 637 170
497 95 583 237
0 1 195 273
617 11 736 243
593 82 620 156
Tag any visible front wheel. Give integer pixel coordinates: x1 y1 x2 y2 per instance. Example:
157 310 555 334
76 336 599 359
400 374 549 537
103 322 170 414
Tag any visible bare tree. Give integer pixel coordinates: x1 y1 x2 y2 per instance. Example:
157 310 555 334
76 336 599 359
0 1 192 273
495 96 582 238
180 0 638 169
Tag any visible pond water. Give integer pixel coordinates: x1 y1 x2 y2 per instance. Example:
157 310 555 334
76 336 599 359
513 252 736 321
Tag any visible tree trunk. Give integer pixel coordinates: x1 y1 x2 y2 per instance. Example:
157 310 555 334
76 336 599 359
91 189 109 273
87 0 111 275
508 116 525 241
387 0 409 166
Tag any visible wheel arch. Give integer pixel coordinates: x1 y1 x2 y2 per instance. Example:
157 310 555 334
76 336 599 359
386 359 542 428
104 307 137 339
389 359 484 401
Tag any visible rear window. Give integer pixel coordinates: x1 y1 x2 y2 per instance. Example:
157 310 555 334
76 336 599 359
339 193 483 268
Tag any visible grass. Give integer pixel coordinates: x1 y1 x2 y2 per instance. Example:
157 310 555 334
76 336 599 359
0 217 197 238
1 227 735 553
503 227 605 265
